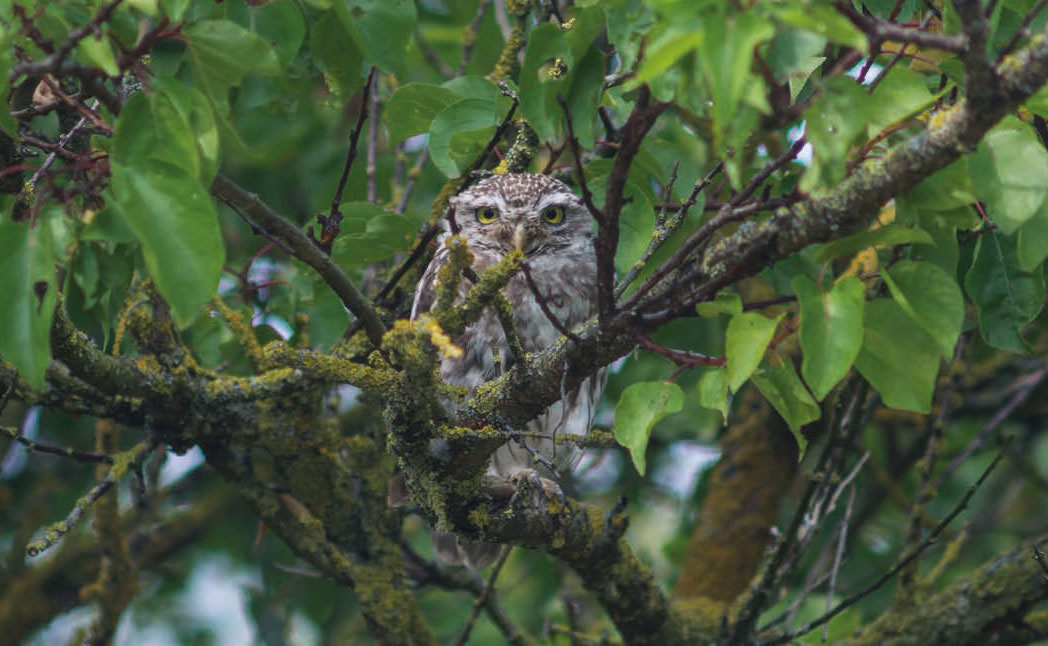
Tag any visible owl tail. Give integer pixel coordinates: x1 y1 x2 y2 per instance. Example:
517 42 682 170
433 531 501 569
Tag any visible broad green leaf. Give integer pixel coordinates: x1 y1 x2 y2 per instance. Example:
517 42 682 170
899 159 977 213
112 92 199 178
0 25 15 135
699 11 774 181
696 290 743 318
0 217 57 389
1017 201 1048 271
519 24 573 142
726 311 783 392
964 231 1045 352
614 381 684 475
882 260 964 360
331 202 420 269
427 99 499 178
767 5 865 51
563 45 605 149
255 1 307 65
813 224 933 264
632 27 702 86
765 29 826 99
802 77 871 191
310 15 364 99
110 162 223 328
793 276 865 401
697 367 729 422
753 360 818 453
184 20 280 93
330 0 416 75
385 83 462 145
969 122 1048 234
76 30 119 76
865 67 935 136
855 299 940 413
148 77 219 185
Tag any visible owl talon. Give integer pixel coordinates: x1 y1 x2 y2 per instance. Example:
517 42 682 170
509 469 563 509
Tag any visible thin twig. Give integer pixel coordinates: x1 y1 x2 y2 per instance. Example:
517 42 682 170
26 440 155 557
614 160 723 299
366 73 381 204
1 424 114 464
761 436 1013 646
998 0 1048 62
521 262 580 343
457 0 493 77
932 363 1047 493
317 66 377 254
375 224 441 305
454 547 513 646
635 335 724 367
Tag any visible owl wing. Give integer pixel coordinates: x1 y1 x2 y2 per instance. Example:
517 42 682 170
410 241 448 320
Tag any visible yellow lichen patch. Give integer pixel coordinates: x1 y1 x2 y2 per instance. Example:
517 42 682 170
416 316 463 359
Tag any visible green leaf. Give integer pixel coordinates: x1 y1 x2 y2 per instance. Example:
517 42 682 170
882 260 964 360
255 1 307 65
767 5 865 51
385 83 462 145
969 121 1048 234
696 290 743 318
793 276 865 401
813 224 933 264
427 98 499 178
614 381 684 475
330 0 416 75
802 77 871 191
865 67 935 136
0 25 15 135
632 27 702 87
726 311 783 392
148 77 219 185
900 159 977 213
184 20 280 92
110 162 224 328
76 30 120 76
1017 202 1048 271
697 367 729 423
0 217 57 389
964 231 1045 352
855 299 940 413
310 14 364 98
752 360 818 453
331 202 419 269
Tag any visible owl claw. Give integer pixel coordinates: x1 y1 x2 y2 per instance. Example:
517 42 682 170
509 469 564 510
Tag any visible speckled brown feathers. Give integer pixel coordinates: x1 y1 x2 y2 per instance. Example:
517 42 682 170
411 173 606 568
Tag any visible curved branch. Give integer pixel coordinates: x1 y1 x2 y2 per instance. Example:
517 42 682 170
210 174 387 347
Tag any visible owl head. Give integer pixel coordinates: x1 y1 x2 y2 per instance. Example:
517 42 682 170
448 173 591 257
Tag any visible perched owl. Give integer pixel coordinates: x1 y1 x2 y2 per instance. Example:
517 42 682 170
411 173 605 568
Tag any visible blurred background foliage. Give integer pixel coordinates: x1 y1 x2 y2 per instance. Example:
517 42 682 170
3 0 1048 644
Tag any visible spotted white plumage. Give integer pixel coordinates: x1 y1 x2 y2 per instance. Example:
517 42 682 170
411 173 606 567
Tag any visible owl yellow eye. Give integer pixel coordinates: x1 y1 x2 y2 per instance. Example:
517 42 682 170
475 207 499 224
541 205 565 225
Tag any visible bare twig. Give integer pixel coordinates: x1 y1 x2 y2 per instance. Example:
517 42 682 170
761 436 1013 646
1 424 114 464
26 440 155 557
521 261 581 343
453 547 513 646
316 67 377 254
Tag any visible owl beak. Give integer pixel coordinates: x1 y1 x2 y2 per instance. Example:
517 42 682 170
513 223 527 254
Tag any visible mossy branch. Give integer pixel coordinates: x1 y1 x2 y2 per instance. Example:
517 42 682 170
26 440 154 557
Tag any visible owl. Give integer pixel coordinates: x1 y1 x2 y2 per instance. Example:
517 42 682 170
411 173 605 568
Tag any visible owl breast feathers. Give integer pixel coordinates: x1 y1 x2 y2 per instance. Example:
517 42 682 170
410 173 607 567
